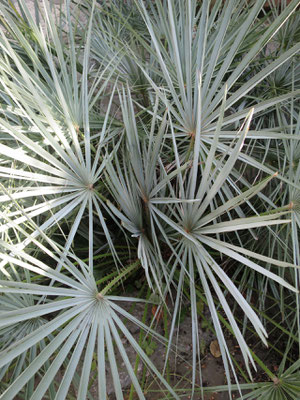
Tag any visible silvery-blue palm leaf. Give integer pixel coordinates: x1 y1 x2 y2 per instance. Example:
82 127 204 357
0 0 120 271
0 235 178 400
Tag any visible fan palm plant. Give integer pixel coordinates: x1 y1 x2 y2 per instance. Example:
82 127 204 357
236 359 300 400
230 5 300 355
0 215 176 399
0 0 299 399
104 85 298 396
0 0 123 269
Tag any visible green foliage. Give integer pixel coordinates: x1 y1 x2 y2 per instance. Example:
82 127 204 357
0 0 299 399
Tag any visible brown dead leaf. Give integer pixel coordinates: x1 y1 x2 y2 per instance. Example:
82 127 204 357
210 339 221 358
151 305 163 322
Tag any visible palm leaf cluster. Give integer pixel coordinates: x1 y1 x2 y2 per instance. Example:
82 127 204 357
0 0 299 399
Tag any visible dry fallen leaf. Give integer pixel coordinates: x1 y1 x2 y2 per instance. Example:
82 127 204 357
210 339 221 358
151 305 163 322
